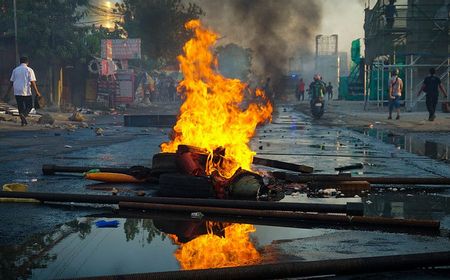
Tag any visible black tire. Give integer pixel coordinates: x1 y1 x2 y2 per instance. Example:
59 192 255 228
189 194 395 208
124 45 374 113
158 173 215 198
151 153 179 175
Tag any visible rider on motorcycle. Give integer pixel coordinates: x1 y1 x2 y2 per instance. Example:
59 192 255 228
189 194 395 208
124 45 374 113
309 73 326 118
309 73 326 101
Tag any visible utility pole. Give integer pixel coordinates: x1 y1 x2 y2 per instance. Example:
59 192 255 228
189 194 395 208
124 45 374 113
13 0 19 65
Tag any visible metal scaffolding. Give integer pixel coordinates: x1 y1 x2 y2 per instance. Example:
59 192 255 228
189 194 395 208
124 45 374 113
364 0 449 110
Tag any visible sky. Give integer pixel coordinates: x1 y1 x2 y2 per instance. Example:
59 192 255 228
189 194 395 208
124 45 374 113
318 0 366 54
90 0 367 56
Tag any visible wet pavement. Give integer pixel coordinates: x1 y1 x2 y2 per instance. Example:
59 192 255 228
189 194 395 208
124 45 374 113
1 105 450 279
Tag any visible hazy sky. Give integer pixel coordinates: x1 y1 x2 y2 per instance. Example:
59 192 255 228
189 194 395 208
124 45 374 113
318 0 366 54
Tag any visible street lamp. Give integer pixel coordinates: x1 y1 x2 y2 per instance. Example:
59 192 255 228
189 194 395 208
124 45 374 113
13 0 19 65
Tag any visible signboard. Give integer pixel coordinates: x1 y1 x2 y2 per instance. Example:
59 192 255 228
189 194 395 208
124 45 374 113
101 39 141 60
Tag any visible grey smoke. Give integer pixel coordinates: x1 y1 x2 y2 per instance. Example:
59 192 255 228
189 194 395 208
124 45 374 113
193 0 322 81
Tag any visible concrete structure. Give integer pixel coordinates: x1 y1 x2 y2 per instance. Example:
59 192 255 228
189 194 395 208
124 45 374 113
315 35 340 99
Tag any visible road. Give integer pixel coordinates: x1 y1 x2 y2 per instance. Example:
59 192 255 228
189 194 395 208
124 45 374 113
1 104 450 279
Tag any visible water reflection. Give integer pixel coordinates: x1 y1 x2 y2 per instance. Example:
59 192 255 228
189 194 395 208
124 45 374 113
7 217 262 279
362 128 450 162
4 194 450 279
0 218 95 280
27 218 178 279
365 193 450 222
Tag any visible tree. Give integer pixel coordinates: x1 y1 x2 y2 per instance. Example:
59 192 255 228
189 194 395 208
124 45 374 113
0 0 92 64
0 0 122 105
114 0 203 68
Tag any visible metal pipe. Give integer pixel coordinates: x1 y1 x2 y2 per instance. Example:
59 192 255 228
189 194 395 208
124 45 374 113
94 210 440 235
13 0 19 65
272 171 351 181
42 164 132 175
0 191 363 215
281 175 450 185
72 251 450 280
119 201 439 230
335 163 364 172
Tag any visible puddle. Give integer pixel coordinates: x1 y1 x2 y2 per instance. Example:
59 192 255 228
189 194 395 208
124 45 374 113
4 217 326 279
360 128 450 163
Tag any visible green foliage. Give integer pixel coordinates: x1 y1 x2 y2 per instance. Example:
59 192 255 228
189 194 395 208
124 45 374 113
114 0 203 67
0 0 120 65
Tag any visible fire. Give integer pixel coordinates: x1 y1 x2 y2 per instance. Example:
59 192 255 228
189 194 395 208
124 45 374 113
161 20 273 178
172 223 261 270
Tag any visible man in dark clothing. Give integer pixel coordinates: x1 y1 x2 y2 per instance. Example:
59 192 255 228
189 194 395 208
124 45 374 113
417 68 448 121
309 74 326 101
384 0 398 29
326 82 333 100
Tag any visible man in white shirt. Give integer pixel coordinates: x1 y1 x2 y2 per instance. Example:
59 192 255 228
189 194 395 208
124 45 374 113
7 56 42 126
388 69 403 120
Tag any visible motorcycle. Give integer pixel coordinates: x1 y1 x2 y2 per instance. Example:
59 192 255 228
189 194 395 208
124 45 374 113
310 96 325 119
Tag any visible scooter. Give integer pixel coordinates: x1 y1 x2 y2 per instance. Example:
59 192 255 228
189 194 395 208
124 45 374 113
310 96 325 119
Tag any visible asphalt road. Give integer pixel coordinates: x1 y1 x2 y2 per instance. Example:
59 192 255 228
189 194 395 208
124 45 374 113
1 105 450 279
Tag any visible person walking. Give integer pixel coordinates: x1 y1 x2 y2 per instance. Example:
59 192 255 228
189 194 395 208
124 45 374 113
417 68 448 121
388 69 403 120
7 56 42 126
326 82 333 100
296 78 305 101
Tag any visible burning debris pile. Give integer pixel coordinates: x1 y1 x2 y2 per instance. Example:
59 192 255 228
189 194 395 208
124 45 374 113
153 19 273 199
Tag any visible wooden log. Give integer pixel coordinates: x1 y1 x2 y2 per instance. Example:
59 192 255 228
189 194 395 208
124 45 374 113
252 157 313 173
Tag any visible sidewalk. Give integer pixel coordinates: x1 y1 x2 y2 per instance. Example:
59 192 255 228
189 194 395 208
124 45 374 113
301 100 450 133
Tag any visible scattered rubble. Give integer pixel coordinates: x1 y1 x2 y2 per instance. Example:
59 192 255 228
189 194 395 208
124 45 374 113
38 113 55 125
68 112 86 122
95 127 104 136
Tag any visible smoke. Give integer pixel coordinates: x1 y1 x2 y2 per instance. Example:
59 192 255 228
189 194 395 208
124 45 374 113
192 0 322 81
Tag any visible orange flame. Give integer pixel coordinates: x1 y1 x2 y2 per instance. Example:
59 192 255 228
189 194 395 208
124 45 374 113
172 223 261 270
161 20 273 178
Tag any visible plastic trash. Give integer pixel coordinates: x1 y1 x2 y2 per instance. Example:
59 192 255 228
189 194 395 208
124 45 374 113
190 212 204 219
1 183 40 203
95 220 120 228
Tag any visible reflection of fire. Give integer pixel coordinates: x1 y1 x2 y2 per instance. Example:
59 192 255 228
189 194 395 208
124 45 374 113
170 223 261 270
160 19 272 179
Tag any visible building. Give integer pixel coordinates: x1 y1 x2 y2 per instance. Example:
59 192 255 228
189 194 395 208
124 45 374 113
315 34 340 99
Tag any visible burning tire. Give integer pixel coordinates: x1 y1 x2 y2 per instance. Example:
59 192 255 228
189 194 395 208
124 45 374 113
158 173 215 198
